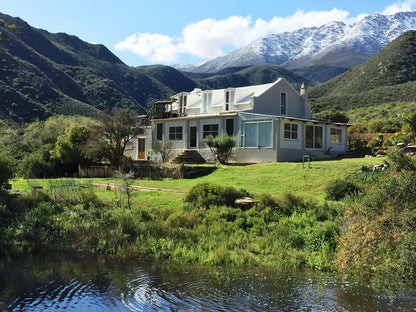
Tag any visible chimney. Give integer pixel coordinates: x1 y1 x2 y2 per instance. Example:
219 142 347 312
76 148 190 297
300 83 311 118
300 82 307 97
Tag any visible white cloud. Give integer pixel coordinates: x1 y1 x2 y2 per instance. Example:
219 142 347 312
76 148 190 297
115 33 180 63
115 3 415 64
382 0 416 15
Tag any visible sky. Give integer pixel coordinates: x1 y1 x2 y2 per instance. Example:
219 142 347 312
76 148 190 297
1 0 416 67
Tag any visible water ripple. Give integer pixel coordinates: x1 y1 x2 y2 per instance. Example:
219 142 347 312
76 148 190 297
2 256 416 311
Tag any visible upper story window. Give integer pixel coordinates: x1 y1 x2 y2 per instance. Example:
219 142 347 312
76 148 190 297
178 94 187 114
203 92 212 113
280 93 287 115
330 128 342 144
284 123 298 140
225 90 235 111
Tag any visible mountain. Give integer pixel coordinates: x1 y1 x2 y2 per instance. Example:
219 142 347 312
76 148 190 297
0 13 196 123
195 65 314 90
308 30 416 112
0 13 313 124
175 12 416 82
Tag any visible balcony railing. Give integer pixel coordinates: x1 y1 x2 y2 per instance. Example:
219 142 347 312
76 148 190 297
150 100 185 119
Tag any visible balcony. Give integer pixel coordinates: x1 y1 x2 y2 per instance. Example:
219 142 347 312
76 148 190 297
150 100 185 119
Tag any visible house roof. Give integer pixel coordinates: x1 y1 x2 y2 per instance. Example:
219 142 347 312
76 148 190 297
180 79 282 111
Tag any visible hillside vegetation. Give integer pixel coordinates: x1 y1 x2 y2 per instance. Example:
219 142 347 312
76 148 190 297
309 31 416 112
0 13 311 124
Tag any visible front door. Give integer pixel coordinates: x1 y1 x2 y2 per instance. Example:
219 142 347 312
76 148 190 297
138 138 146 160
189 126 197 148
226 118 234 136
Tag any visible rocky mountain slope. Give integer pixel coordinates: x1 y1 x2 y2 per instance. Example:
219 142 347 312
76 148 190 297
176 12 416 82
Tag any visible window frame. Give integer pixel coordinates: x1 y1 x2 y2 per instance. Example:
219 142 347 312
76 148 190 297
280 93 287 115
330 128 342 144
168 126 183 141
156 123 163 141
203 124 219 138
225 89 235 111
305 125 323 149
242 120 273 148
283 122 298 140
203 91 212 113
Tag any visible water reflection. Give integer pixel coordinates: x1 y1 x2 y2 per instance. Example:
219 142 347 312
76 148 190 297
0 254 415 311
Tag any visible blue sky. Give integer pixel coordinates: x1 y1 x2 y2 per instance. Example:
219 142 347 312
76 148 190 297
1 0 415 66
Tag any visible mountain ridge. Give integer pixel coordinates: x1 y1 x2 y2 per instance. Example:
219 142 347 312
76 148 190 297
175 11 416 82
0 12 311 123
308 30 416 112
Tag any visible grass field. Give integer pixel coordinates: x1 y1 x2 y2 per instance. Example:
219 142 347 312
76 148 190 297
11 156 385 205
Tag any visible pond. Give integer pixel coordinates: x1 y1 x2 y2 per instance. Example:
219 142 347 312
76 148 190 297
1 254 415 311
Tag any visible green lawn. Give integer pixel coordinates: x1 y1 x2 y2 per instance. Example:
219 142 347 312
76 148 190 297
11 156 385 203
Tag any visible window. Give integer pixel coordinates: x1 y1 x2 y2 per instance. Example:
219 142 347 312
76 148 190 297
330 128 342 144
225 90 235 111
203 92 212 113
203 124 218 138
169 126 183 140
306 125 323 149
156 123 163 141
244 121 273 148
226 119 234 136
284 123 298 140
280 93 287 115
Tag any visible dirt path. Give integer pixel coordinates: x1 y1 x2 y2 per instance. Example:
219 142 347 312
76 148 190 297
91 182 187 194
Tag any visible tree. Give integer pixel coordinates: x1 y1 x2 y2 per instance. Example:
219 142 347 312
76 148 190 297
0 160 12 187
87 108 144 168
51 125 92 173
403 111 416 143
153 141 173 163
313 109 349 123
205 133 236 164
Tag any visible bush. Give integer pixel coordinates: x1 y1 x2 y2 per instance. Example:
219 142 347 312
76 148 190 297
184 182 250 209
388 148 416 172
325 179 360 201
18 152 54 178
205 134 236 164
0 160 13 186
23 202 62 248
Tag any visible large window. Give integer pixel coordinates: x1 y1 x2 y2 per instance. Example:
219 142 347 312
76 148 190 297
169 126 183 141
156 123 163 141
203 124 218 138
225 90 235 111
284 123 298 140
244 121 273 148
330 128 342 144
280 93 287 115
203 92 212 113
306 125 323 149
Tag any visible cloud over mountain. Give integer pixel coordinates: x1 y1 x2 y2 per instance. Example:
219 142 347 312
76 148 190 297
114 0 416 64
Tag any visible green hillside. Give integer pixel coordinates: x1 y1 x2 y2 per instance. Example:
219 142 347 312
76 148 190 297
0 13 194 123
309 31 416 112
0 13 318 124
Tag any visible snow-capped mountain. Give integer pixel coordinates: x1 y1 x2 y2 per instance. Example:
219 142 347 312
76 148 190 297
175 11 416 80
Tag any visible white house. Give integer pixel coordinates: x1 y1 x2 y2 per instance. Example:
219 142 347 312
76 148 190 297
130 78 349 163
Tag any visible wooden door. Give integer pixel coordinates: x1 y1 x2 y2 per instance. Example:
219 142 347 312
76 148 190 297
138 138 146 160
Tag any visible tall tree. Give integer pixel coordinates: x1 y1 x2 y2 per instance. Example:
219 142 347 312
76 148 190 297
88 108 144 168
